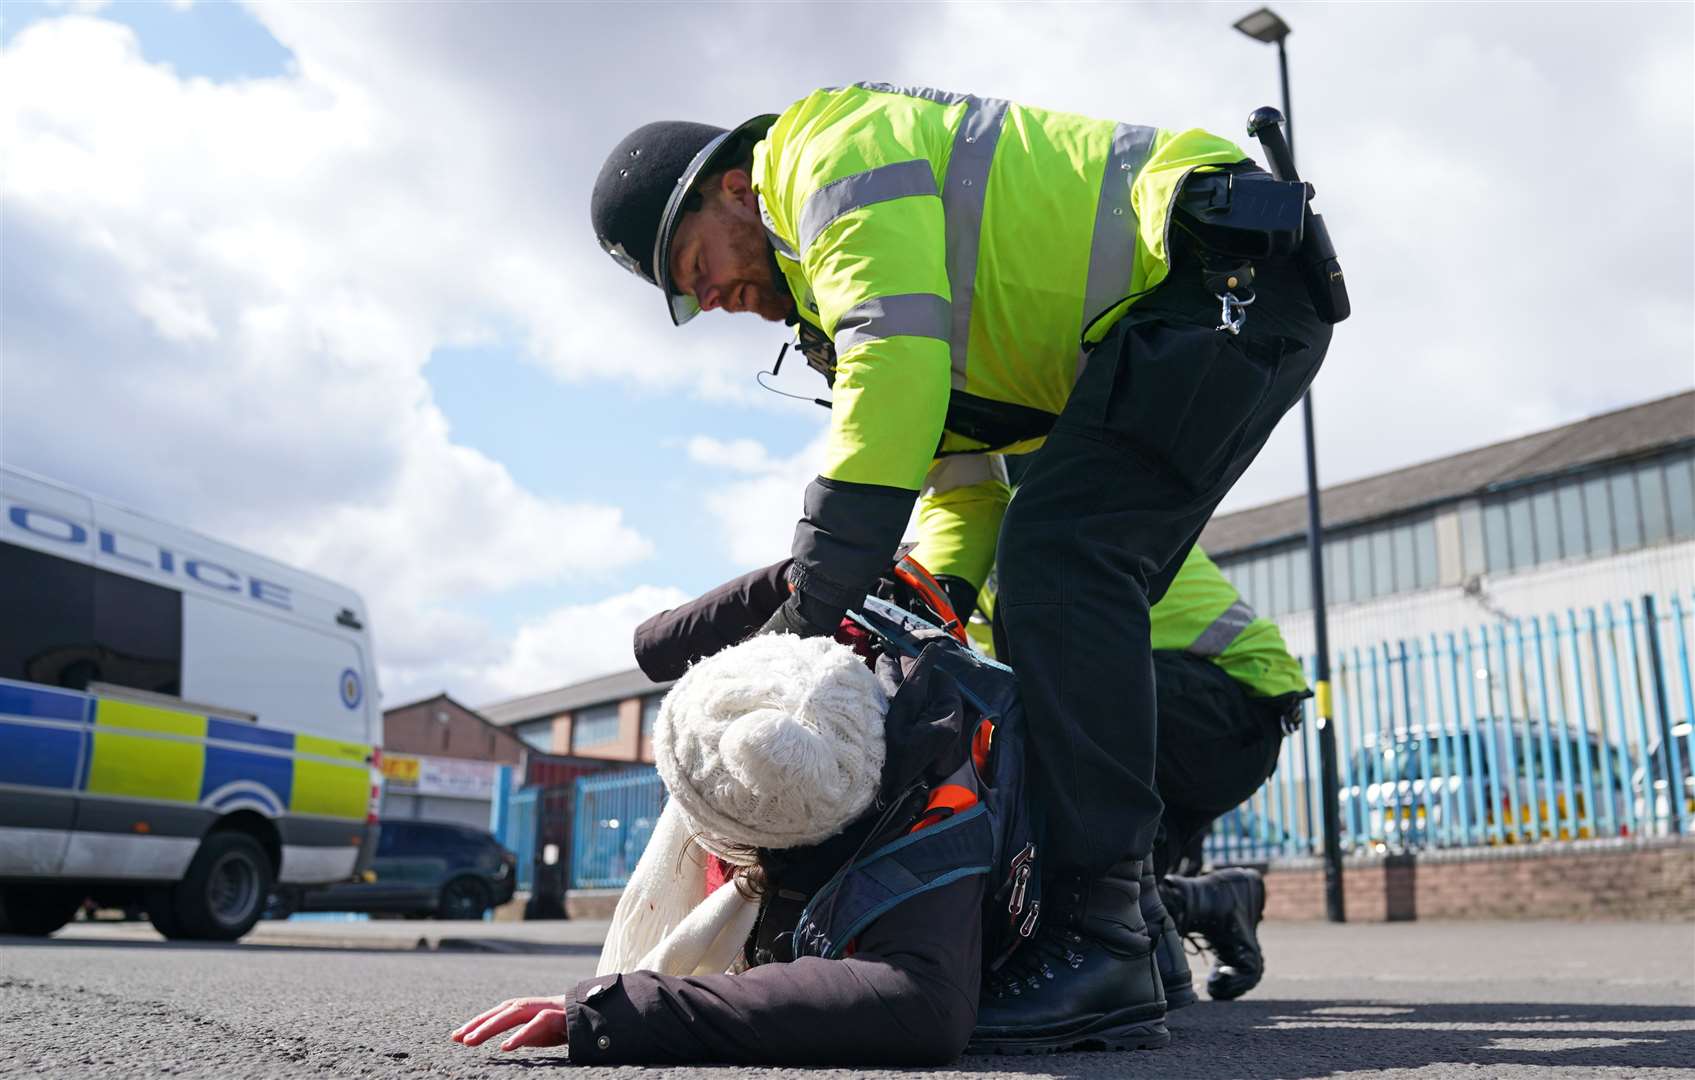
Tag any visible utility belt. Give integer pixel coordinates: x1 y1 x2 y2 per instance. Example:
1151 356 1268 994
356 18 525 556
1171 107 1350 334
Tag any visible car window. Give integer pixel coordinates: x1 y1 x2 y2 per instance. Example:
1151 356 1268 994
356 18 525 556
376 824 411 857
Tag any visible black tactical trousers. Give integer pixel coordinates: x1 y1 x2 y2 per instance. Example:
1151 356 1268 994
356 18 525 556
1150 650 1287 879
994 245 1331 878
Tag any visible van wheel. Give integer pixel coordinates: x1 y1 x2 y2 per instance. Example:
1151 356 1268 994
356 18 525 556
173 832 274 941
146 887 186 939
0 885 84 937
438 877 490 920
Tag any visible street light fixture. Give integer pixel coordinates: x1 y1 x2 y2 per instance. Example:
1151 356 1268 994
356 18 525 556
1233 7 1290 43
1233 6 1347 924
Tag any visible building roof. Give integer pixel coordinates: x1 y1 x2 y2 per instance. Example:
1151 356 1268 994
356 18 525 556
1200 390 1695 556
381 691 483 718
479 668 674 726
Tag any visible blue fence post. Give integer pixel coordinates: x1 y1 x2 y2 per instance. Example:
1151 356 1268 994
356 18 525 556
1622 600 1661 833
489 765 512 844
1672 593 1695 831
1458 629 1493 846
1335 652 1360 850
1439 632 1470 845
1394 639 1428 849
1601 603 1643 837
1506 620 1540 841
1534 614 1578 841
1488 622 1523 842
1563 610 1600 839
1645 596 1687 835
1428 633 1458 848
1581 608 1620 838
1364 644 1388 848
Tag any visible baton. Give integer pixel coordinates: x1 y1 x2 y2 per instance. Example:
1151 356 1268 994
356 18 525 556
1247 107 1350 324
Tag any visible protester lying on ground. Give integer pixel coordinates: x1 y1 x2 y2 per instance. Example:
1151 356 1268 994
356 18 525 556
635 545 1303 1005
452 630 987 1066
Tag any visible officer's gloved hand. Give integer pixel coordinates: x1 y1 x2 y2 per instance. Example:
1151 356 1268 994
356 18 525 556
756 590 843 639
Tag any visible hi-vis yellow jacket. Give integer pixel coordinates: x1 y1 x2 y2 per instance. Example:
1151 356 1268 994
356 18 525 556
751 83 1248 614
967 544 1311 701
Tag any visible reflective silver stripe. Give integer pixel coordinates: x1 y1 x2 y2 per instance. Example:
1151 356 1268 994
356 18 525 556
1076 122 1160 384
1188 599 1257 657
797 159 937 254
943 97 1008 390
759 193 798 259
853 81 973 107
922 452 1007 498
833 292 951 356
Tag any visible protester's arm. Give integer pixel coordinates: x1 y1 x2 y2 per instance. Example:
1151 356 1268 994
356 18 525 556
560 873 983 1066
632 559 792 680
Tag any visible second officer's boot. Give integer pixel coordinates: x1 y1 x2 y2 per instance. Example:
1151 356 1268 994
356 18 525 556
1162 867 1267 1001
1139 865 1197 1009
968 858 1169 1054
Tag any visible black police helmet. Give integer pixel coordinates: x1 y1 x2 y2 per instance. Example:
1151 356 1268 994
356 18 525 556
591 115 776 326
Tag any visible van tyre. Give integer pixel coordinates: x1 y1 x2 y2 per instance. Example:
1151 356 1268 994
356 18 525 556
0 885 83 937
172 831 274 941
145 887 186 939
438 876 490 920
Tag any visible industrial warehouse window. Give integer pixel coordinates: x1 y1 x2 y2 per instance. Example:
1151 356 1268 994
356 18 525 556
513 719 553 753
1479 451 1695 577
572 703 621 750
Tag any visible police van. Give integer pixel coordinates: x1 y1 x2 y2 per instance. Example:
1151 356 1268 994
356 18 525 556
0 466 383 941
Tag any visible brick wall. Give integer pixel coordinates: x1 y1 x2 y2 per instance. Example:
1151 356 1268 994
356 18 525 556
382 696 523 765
1259 837 1694 921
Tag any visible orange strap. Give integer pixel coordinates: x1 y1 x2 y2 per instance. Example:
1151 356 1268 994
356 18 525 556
893 554 969 645
909 782 979 834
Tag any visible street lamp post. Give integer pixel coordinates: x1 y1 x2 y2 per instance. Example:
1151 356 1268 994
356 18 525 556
1233 7 1347 924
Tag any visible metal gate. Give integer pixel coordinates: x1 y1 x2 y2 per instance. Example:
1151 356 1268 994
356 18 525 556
570 769 665 889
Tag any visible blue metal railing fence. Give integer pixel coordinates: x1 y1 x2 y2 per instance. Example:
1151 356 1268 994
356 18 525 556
1205 592 1695 864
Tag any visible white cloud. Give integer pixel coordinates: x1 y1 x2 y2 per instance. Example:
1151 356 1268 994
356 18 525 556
696 433 824 567
1 15 655 701
685 435 779 474
469 585 691 706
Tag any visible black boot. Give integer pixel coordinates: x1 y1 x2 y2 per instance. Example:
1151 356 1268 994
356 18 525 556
1163 867 1266 1001
1140 866 1197 1009
968 858 1169 1054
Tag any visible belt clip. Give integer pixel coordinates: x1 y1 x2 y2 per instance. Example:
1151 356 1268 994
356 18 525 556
1216 289 1255 336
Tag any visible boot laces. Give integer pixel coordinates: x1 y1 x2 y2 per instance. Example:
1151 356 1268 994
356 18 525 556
985 926 1087 999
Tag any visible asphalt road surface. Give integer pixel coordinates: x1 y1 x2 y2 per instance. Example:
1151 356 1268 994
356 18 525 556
3 920 1692 1079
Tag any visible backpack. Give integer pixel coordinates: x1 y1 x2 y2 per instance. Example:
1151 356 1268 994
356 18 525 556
784 595 1044 973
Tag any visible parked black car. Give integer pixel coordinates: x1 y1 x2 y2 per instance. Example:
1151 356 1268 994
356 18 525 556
270 820 517 920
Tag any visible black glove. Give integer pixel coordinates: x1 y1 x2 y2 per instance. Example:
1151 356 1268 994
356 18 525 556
756 591 842 639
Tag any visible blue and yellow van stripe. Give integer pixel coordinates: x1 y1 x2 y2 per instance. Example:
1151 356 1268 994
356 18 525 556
0 677 370 823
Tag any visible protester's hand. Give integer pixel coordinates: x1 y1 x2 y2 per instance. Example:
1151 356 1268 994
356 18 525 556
451 995 568 1051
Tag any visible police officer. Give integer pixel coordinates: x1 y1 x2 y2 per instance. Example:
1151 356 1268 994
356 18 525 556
592 82 1334 1053
964 537 1304 1006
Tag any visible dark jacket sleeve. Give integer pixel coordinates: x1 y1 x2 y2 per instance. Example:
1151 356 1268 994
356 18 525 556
564 873 983 1066
632 559 793 681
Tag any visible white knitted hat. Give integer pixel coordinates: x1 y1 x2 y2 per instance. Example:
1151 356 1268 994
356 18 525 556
654 633 888 851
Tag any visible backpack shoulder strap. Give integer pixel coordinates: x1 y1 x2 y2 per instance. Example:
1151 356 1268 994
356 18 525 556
791 801 994 960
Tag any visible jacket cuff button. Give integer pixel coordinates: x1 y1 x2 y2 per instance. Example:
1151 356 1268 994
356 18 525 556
596 1036 611 1051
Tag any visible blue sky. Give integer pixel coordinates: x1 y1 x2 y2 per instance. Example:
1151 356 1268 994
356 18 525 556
2 0 292 80
4 1 1690 706
2 0 830 641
